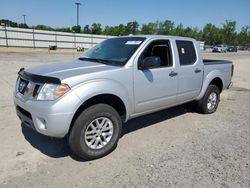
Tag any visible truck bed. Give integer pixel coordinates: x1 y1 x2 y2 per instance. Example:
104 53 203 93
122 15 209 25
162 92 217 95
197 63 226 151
203 59 233 90
203 59 232 65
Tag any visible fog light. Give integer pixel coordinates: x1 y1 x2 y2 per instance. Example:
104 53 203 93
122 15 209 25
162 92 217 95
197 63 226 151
37 117 47 130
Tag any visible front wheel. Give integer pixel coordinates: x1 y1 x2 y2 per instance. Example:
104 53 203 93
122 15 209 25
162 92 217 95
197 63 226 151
196 85 220 114
68 104 122 160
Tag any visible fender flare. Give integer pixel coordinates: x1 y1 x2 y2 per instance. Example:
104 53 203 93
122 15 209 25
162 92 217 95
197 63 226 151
196 70 224 100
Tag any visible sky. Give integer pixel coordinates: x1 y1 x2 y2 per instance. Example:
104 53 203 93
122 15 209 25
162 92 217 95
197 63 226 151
1 0 250 31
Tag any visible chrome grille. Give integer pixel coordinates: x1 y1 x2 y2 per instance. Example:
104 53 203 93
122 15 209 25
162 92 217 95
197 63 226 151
18 78 29 94
16 76 43 100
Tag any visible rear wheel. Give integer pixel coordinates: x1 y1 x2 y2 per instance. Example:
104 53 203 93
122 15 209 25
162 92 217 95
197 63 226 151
196 85 220 114
68 104 122 160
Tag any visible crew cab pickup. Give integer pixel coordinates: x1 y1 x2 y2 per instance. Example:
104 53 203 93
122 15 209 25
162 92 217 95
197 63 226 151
14 35 233 159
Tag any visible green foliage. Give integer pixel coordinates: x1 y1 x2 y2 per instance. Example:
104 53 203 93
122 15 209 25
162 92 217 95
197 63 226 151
237 26 250 46
91 23 102 34
103 24 128 36
126 21 139 34
72 25 81 33
237 25 250 46
18 23 29 28
33 25 54 31
0 19 18 27
141 22 158 34
157 20 175 35
222 20 237 45
83 25 91 34
56 27 72 32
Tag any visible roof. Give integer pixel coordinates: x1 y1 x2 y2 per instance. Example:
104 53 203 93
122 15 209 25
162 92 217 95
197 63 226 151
115 34 195 41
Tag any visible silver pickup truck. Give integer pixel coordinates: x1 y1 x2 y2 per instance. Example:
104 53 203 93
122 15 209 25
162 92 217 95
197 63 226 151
14 35 233 159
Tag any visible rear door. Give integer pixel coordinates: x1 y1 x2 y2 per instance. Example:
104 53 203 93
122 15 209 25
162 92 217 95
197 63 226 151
175 40 203 103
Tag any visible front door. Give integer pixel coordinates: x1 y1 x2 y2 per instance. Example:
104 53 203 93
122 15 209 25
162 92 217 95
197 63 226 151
134 39 178 113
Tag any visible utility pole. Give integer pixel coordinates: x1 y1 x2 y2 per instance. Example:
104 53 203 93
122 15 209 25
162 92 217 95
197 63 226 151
75 2 81 26
22 14 26 25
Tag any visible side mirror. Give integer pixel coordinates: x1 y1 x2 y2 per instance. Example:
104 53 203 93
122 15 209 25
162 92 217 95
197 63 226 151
139 56 161 70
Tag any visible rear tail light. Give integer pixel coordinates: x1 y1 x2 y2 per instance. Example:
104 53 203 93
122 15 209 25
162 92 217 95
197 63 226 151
231 64 234 77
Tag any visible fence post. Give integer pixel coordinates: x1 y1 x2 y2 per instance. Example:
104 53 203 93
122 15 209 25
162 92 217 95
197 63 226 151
91 35 93 47
55 31 57 46
74 33 76 49
4 26 8 48
32 29 35 48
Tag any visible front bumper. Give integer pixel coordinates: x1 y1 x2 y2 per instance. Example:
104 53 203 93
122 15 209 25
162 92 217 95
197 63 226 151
212 49 220 52
14 91 81 138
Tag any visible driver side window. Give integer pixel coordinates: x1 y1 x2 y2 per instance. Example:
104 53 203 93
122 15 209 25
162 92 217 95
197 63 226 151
139 40 172 68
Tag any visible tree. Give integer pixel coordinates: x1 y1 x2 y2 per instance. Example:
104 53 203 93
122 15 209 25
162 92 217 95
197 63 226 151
72 25 81 33
140 22 159 35
221 20 237 45
202 23 224 45
173 24 185 36
126 21 139 34
56 27 72 32
91 23 102 34
103 24 127 36
157 20 175 35
83 25 91 34
0 19 18 27
238 26 250 46
117 24 127 35
34 25 54 31
18 23 29 28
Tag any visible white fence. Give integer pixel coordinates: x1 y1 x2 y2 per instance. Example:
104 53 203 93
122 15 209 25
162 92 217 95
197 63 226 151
0 26 205 50
0 26 112 49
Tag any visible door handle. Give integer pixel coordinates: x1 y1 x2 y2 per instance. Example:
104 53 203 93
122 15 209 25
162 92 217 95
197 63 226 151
194 68 201 73
169 71 178 77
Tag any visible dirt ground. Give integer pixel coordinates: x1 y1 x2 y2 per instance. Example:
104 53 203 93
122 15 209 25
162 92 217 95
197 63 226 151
0 50 249 188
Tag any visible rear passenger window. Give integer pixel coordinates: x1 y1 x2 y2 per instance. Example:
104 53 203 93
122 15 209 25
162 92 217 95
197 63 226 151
176 40 197 66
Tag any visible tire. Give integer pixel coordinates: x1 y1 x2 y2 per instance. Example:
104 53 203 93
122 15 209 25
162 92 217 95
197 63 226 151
68 104 122 160
196 85 220 114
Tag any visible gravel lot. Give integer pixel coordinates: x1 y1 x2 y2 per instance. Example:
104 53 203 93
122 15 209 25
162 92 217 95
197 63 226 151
0 50 249 188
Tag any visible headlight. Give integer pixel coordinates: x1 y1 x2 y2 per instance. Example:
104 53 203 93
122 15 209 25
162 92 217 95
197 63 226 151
37 83 70 101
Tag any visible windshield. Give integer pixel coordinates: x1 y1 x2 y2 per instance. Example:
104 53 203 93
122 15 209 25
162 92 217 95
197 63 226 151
80 37 146 66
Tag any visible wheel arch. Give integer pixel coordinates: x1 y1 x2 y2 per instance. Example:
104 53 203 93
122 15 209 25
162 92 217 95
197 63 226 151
69 93 127 135
196 70 224 100
209 77 223 92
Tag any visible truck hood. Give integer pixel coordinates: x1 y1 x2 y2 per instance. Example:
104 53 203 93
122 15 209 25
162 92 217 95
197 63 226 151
26 60 120 84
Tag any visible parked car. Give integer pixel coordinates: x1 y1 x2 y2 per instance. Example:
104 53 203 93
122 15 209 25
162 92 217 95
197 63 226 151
239 46 248 51
204 45 213 50
76 46 84 52
48 45 57 50
212 44 227 53
227 46 237 52
14 35 233 160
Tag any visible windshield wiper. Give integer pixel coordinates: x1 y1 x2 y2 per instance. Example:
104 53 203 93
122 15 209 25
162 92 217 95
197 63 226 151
78 57 105 63
78 57 121 66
